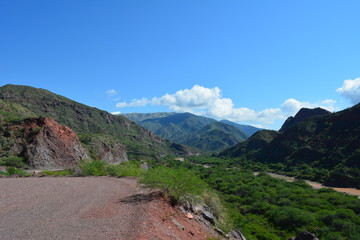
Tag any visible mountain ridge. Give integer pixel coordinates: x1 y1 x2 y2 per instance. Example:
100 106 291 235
123 112 261 152
0 84 197 160
219 104 360 188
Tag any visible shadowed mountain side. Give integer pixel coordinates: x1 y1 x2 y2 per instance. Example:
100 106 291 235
218 130 279 157
219 104 360 188
220 119 262 136
279 107 331 132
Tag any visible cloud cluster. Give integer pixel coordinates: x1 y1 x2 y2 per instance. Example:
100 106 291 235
337 78 360 104
115 85 338 128
106 89 118 96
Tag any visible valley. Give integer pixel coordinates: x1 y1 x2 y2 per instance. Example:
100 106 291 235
1 84 360 240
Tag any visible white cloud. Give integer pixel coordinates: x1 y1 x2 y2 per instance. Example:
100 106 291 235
281 98 337 115
116 98 150 108
111 111 121 115
337 78 360 104
115 84 338 128
106 89 118 96
152 85 221 112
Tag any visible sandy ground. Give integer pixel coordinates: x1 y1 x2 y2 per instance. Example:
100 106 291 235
264 172 360 198
0 177 215 240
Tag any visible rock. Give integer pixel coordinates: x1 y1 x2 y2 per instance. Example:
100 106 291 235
291 231 319 240
227 229 247 240
201 209 215 225
214 227 225 236
81 134 128 163
186 213 194 219
140 162 149 170
181 201 192 212
171 218 185 230
24 118 89 169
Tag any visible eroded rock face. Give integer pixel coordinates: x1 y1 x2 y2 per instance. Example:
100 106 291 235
82 135 128 163
23 117 89 169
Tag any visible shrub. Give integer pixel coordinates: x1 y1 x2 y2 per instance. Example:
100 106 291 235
270 206 314 230
0 156 27 168
42 169 73 176
6 166 29 177
105 161 145 177
141 166 207 205
78 159 106 176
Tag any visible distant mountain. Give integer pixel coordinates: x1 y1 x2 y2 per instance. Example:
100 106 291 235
122 112 176 123
279 107 331 132
0 84 197 161
220 119 261 136
123 112 259 152
183 122 249 152
219 105 360 188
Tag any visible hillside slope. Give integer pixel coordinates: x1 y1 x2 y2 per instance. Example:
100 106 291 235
124 112 255 152
0 84 196 159
220 119 261 136
219 105 360 188
184 122 249 152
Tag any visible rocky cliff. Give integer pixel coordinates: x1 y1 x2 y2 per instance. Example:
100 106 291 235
1 117 89 169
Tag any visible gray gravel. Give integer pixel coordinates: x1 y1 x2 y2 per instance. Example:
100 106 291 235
0 177 145 240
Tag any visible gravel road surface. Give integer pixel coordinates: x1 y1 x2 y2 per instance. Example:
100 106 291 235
0 177 146 240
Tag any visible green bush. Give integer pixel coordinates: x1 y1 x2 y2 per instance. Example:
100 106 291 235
270 206 315 230
42 169 73 176
0 156 27 168
140 166 207 204
6 166 29 177
78 159 107 176
78 159 144 177
105 161 145 177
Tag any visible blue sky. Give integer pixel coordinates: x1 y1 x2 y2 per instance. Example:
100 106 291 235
1 0 360 129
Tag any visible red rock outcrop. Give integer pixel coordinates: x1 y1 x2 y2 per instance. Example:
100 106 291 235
22 117 89 169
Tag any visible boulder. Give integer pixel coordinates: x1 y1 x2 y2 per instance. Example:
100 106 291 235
289 231 319 240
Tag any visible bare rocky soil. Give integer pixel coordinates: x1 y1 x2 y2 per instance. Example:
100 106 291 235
0 177 215 240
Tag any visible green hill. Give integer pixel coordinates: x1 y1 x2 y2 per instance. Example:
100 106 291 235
0 84 196 160
183 122 249 152
123 112 255 152
218 129 279 157
219 105 360 188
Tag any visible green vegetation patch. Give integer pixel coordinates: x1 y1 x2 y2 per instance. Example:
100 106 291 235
78 159 144 177
141 166 207 205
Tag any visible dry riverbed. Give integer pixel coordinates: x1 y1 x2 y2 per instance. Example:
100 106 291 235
254 172 360 198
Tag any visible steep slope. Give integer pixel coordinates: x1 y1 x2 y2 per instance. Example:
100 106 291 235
218 129 279 157
220 119 261 136
184 122 248 152
0 84 195 159
220 104 360 188
0 117 89 168
279 107 331 132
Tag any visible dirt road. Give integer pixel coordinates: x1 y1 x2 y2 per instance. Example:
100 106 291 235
0 176 214 240
0 177 146 240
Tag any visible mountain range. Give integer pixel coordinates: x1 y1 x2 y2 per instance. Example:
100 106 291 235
123 112 261 152
219 105 360 188
0 84 197 166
